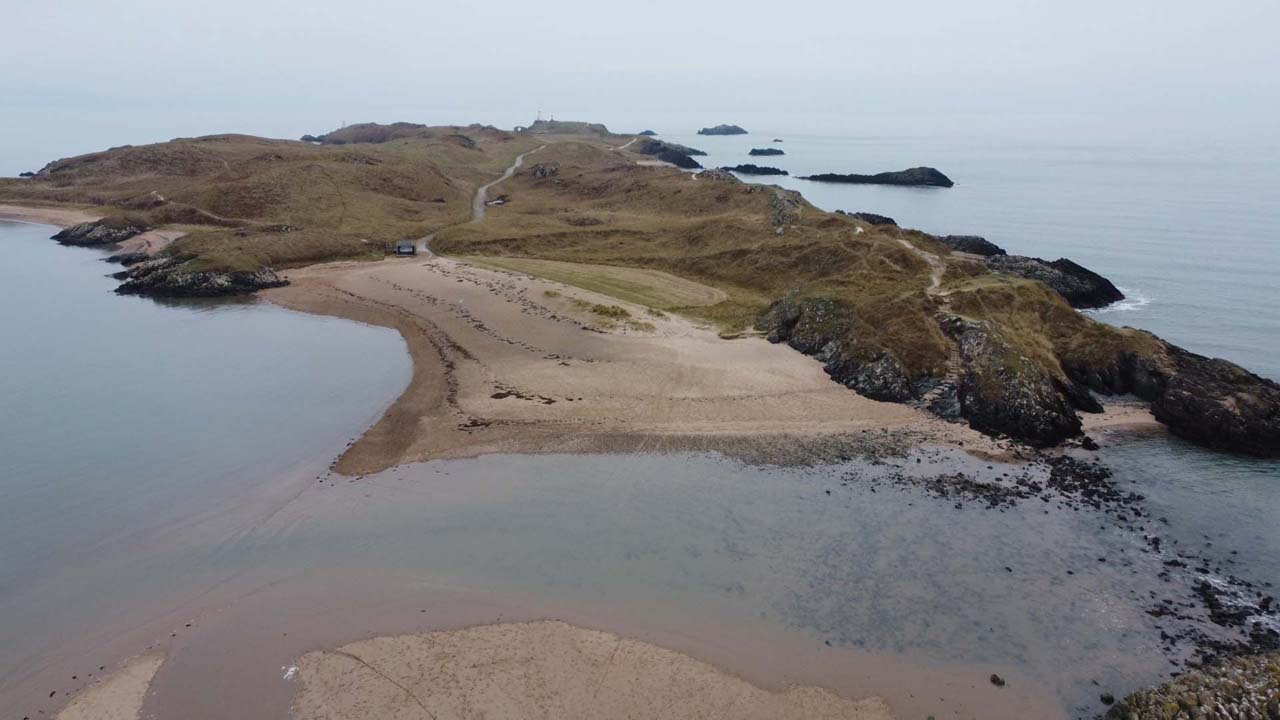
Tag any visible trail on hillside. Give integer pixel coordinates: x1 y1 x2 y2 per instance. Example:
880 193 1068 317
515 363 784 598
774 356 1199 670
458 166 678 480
417 146 546 256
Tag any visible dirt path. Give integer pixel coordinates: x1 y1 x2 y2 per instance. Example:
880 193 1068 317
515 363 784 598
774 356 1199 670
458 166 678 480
471 145 545 222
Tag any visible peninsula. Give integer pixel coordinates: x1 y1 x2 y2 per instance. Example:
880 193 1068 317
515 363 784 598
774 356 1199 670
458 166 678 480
2 121 1277 464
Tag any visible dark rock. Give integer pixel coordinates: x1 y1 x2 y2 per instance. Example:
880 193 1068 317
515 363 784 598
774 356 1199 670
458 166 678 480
114 256 287 297
943 316 1083 446
104 250 148 266
658 151 702 169
18 171 35 178
1107 651 1280 719
633 138 706 169
748 148 785 156
758 295 913 402
937 235 1006 256
697 124 748 136
1152 347 1280 457
985 255 1124 309
638 130 657 136
299 134 321 143
633 137 707 157
990 674 1006 687
834 210 897 226
1099 692 1114 705
722 164 788 176
530 163 559 179
772 138 783 143
802 167 954 188
51 219 149 247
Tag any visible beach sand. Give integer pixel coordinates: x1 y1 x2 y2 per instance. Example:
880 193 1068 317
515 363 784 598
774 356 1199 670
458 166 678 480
265 255 1000 474
55 653 164 720
0 203 101 227
292 621 894 720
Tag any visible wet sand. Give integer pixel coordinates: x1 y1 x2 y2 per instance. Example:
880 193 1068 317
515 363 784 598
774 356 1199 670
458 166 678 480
55 653 163 720
265 255 1000 474
292 622 894 720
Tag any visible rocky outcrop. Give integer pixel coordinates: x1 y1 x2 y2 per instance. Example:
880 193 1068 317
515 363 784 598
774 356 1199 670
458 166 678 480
748 148 785 156
530 163 559 179
834 210 897 226
722 164 788 176
633 138 706 169
51 219 149 247
633 138 706 156
937 235 1006 256
104 250 148 266
114 256 287 297
802 167 954 188
638 130 657 136
697 124 748 135
758 296 913 402
942 316 1084 446
986 255 1124 309
1107 651 1280 719
1152 347 1280 457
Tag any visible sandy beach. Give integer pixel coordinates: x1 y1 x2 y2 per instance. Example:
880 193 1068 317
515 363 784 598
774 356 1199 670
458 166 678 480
265 254 1002 474
0 203 100 227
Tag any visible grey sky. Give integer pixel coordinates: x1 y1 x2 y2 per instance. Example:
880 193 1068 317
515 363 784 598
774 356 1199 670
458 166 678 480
3 0 1277 174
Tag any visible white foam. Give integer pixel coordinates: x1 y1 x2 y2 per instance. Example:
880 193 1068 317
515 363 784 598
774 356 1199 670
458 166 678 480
282 664 298 681
1088 287 1150 314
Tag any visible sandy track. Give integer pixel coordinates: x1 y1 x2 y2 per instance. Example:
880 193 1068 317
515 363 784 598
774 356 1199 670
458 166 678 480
266 254 990 474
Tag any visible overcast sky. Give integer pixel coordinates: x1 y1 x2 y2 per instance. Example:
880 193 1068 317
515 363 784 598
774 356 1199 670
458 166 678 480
3 0 1278 174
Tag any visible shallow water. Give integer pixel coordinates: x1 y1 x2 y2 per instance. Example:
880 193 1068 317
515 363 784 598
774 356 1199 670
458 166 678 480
0 221 412 703
658 131 1280 380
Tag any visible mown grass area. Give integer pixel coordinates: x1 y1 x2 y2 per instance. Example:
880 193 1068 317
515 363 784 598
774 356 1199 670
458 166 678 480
456 256 728 311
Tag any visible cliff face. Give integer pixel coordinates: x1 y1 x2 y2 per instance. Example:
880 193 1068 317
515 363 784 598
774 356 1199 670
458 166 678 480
987 255 1125 309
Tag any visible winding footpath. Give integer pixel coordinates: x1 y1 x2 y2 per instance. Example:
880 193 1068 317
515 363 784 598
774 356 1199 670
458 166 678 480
417 145 546 256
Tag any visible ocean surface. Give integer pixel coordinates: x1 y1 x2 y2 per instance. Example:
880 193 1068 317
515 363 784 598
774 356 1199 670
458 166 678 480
1 128 1278 720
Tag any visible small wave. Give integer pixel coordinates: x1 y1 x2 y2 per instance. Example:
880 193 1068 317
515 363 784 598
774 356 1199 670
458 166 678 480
1089 287 1150 314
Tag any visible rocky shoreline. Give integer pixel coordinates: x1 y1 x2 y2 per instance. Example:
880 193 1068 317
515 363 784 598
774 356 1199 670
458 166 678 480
112 255 287 296
760 292 1280 457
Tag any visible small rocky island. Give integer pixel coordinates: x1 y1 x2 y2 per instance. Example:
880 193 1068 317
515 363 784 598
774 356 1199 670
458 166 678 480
697 124 748 136
748 148 785 156
803 167 955 188
722 164 788 176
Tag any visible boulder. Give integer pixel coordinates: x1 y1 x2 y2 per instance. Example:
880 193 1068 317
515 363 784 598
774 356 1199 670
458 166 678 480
802 167 954 188
748 148 785 156
697 124 748 136
985 255 1124 309
937 235 1006 256
722 164 788 176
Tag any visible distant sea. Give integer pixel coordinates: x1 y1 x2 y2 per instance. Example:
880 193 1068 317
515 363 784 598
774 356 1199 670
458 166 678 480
658 129 1280 381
